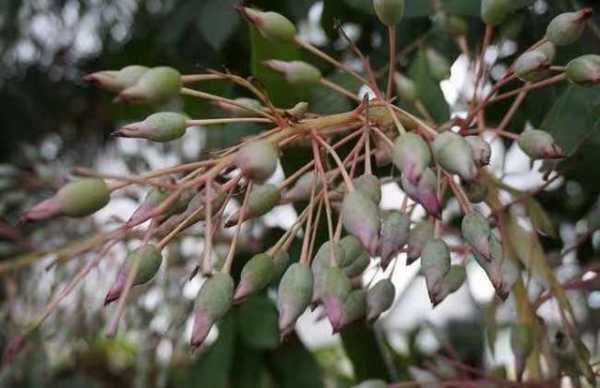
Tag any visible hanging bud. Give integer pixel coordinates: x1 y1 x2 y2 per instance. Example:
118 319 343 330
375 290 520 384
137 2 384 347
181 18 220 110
334 289 367 332
406 220 434 264
546 8 592 46
235 140 279 182
343 252 370 278
352 380 387 388
278 263 313 335
366 278 396 322
393 73 418 102
566 55 600 86
22 178 110 223
191 272 234 348
472 234 518 300
373 0 404 26
392 132 432 185
234 253 275 303
432 265 466 306
401 168 441 217
426 49 451 81
341 190 381 255
117 66 182 104
105 245 163 305
510 323 533 380
312 241 348 303
127 187 170 226
84 65 149 93
421 239 451 303
321 267 352 330
379 211 410 269
282 171 321 203
432 132 478 181
353 174 382 204
263 60 322 85
339 235 364 263
481 0 511 26
517 129 564 160
242 8 297 42
214 97 263 117
465 136 491 167
113 112 188 142
512 43 556 82
461 211 492 260
464 179 489 204
271 250 291 283
226 183 281 226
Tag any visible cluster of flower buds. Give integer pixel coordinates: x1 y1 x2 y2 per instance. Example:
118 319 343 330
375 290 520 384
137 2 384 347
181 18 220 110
545 8 592 46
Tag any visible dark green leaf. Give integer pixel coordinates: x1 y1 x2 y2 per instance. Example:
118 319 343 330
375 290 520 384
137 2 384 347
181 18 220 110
340 321 393 381
267 334 324 388
408 49 450 123
237 295 280 350
197 0 240 50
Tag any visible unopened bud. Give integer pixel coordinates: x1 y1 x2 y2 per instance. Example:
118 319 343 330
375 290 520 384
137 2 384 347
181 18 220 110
263 60 322 84
510 323 533 380
406 220 434 264
432 265 466 306
472 234 518 300
117 66 182 104
242 8 297 42
227 183 281 226
566 54 600 86
421 239 451 303
401 168 441 217
426 49 451 81
461 211 492 259
517 129 564 160
392 132 432 185
114 112 187 142
366 278 395 322
465 136 491 167
343 252 370 278
353 174 382 204
278 263 313 335
393 72 418 102
235 140 279 182
234 253 274 302
352 380 387 388
191 272 234 348
339 235 364 263
373 0 405 26
312 241 348 303
341 190 381 255
432 132 478 181
321 267 352 330
215 97 263 117
334 289 367 332
271 250 291 283
84 65 149 93
481 0 511 26
127 187 170 226
379 211 410 269
546 8 592 46
513 43 556 82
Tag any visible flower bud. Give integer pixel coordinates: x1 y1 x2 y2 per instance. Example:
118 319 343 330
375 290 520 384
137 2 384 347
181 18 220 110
379 211 410 269
271 250 291 283
472 234 518 300
464 179 489 204
343 252 370 278
312 241 348 303
461 211 492 260
545 8 592 46
117 66 182 104
335 289 367 332
512 43 555 82
235 140 279 182
339 235 364 263
426 49 451 81
226 183 281 226
406 220 434 264
282 171 321 203
22 178 110 223
352 380 387 388
234 253 275 302
392 132 432 185
373 0 404 26
432 132 478 181
566 55 600 86
191 272 234 348
342 190 381 255
465 136 491 167
366 278 395 322
353 174 382 204
113 112 187 142
393 72 418 102
278 263 313 335
214 97 263 117
263 60 322 85
510 323 533 380
84 65 149 93
421 239 451 303
321 267 352 330
242 8 297 42
481 0 511 26
127 187 170 226
517 129 564 160
401 168 441 218
432 265 465 306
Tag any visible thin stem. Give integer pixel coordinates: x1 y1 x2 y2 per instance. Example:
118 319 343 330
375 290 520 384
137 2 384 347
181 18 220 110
181 87 274 120
491 73 566 103
181 74 225 83
314 134 355 191
320 78 361 102
223 181 253 274
386 25 397 100
496 86 529 134
186 118 271 126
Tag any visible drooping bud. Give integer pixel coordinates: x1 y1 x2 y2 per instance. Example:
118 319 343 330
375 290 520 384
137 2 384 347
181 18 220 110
113 112 187 142
461 211 492 260
277 263 313 335
566 55 600 86
235 140 279 182
432 265 466 306
406 220 434 264
343 252 370 278
334 289 367 332
214 97 263 117
226 183 281 226
393 72 418 102
263 60 322 85
312 241 348 303
510 323 533 380
366 278 396 322
282 171 321 203
421 239 451 303
426 49 451 81
234 253 274 303
401 168 441 217
464 179 489 204
517 129 564 160
321 267 352 330
545 8 592 46
105 245 163 305
271 250 291 283
512 42 556 82
117 66 182 104
432 131 478 181
339 236 371 277
84 65 149 93
373 0 404 26
481 0 511 26
352 380 387 388
242 8 297 42
465 136 491 167
392 132 432 185
191 272 234 348
379 211 410 269
472 234 518 300
341 190 381 255
22 178 110 223
353 174 382 204
127 187 170 226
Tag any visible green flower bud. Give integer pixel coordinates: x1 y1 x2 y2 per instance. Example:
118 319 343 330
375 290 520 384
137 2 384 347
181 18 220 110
335 289 367 332
517 129 564 160
392 132 432 184
342 190 381 255
235 140 279 182
127 187 170 226
243 8 297 42
312 241 348 303
352 380 387 388
407 220 434 264
545 8 592 46
321 266 352 329
432 131 478 181
227 183 281 226
263 60 322 84
513 43 555 82
343 252 370 278
472 234 518 300
401 168 441 217
566 54 600 86
191 272 234 348
234 253 275 302
84 65 149 93
510 323 533 380
114 112 187 142
393 72 418 102
421 239 451 303
366 278 395 322
426 49 451 81
339 235 365 263
118 66 182 104
461 211 492 259
373 0 404 26
353 174 382 204
379 211 410 269
271 250 291 283
481 0 511 26
278 263 313 335
465 136 491 167
432 265 465 306
215 97 263 117
464 179 489 204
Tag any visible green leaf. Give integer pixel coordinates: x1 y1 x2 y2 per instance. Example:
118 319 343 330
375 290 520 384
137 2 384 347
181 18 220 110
340 321 392 381
197 0 240 50
237 295 280 350
442 0 481 16
408 49 450 123
267 334 324 388
525 199 558 239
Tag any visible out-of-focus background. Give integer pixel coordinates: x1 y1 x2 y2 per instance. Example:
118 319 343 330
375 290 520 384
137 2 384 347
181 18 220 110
1 1 600 387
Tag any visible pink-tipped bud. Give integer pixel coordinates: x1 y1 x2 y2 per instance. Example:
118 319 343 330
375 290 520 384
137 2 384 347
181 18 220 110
566 54 600 86
517 129 564 160
481 0 511 26
312 241 348 303
191 272 234 348
234 253 274 303
338 236 370 277
512 42 556 82
392 132 432 185
426 48 451 81
334 289 367 332
393 72 418 102
353 174 382 204
366 279 395 322
113 112 187 142
277 263 313 336
379 211 410 269
320 267 352 330
84 65 149 93
432 132 478 181
226 183 281 227
406 220 434 264
401 168 441 217
373 0 405 26
341 190 381 255
461 211 492 260
117 66 182 104
235 140 279 182
214 97 263 117
431 265 466 306
421 239 451 303
242 8 297 42
472 234 518 300
546 8 592 46
127 187 170 226
263 60 322 85
465 136 491 167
